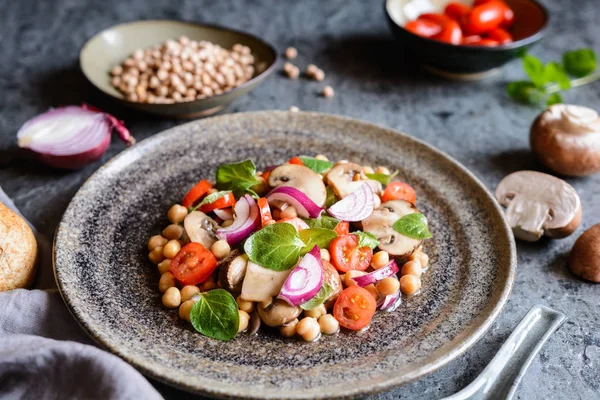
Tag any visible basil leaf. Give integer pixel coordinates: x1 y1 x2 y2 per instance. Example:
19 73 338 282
325 186 337 208
546 92 563 106
523 55 545 87
543 62 571 90
299 156 333 174
355 231 379 249
563 48 597 77
300 283 333 310
189 190 231 212
244 223 305 271
216 160 261 198
366 170 399 187
506 81 545 105
299 228 338 253
303 215 340 230
393 213 432 240
190 289 239 341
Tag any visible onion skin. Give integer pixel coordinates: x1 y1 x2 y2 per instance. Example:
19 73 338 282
266 186 323 218
278 246 324 306
31 134 111 169
327 182 374 222
216 195 260 245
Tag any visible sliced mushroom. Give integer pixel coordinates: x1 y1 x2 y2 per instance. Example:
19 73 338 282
495 171 581 242
326 162 383 199
183 211 219 248
257 299 302 327
267 164 327 207
247 310 261 334
240 261 292 302
217 250 246 292
361 200 422 259
322 260 343 309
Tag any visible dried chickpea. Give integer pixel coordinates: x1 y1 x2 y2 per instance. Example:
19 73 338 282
318 314 340 335
236 296 255 313
304 304 326 319
271 208 282 220
280 205 298 219
149 246 165 264
211 239 230 260
411 252 429 268
401 259 423 277
376 277 400 296
364 284 379 300
400 275 422 295
168 204 188 224
111 65 123 76
343 270 366 287
148 235 168 251
280 319 298 337
157 259 171 275
371 251 390 269
320 248 331 262
289 106 300 112
376 166 391 175
201 281 217 291
285 47 298 59
162 287 181 308
163 224 184 240
283 62 300 79
315 154 329 161
163 239 181 259
363 166 375 174
238 310 250 332
221 219 234 228
159 272 177 293
179 299 196 321
180 285 200 302
296 317 320 342
322 85 334 98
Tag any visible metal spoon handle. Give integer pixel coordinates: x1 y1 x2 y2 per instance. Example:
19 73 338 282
443 304 566 400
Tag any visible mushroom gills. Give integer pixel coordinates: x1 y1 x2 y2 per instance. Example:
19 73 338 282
504 198 549 242
240 261 292 302
218 250 247 292
183 211 219 249
267 164 327 207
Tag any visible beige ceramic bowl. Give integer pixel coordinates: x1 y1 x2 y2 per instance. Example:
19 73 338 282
80 20 278 118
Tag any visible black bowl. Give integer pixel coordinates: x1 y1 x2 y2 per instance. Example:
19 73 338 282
385 0 549 79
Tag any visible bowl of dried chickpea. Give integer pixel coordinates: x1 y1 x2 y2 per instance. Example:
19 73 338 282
80 20 278 118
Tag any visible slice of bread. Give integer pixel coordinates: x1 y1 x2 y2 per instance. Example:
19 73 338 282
0 202 38 291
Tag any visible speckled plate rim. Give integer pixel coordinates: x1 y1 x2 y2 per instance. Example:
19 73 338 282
53 111 516 399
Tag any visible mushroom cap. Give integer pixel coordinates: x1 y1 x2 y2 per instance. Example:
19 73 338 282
183 211 218 249
268 164 327 207
530 104 600 177
361 200 422 259
569 224 600 283
326 162 365 198
257 299 302 327
240 261 292 302
495 170 581 241
217 250 246 292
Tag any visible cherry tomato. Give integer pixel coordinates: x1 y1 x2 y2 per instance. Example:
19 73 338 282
461 34 483 44
444 2 471 21
486 27 513 44
200 192 236 213
330 235 373 273
462 2 506 35
473 0 514 27
170 242 217 286
181 180 213 208
288 156 304 165
278 217 309 232
405 19 442 38
472 38 501 46
382 182 417 204
334 221 350 236
433 20 463 45
333 287 377 331
417 13 450 25
257 198 273 227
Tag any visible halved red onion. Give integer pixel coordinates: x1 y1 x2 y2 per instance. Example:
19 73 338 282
278 246 324 306
216 195 260 245
377 291 401 312
213 208 234 220
266 186 322 218
352 261 399 287
327 182 374 221
17 104 134 169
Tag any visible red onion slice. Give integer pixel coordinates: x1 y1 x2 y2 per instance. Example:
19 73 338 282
377 291 401 312
278 246 324 306
213 208 234 220
17 104 134 169
266 186 322 218
352 261 399 287
327 182 374 222
216 195 260 245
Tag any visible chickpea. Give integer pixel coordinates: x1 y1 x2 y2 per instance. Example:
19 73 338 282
163 239 182 259
179 299 196 321
400 275 422 295
221 219 234 228
163 224 184 240
180 285 200 302
149 246 165 264
289 106 300 112
296 317 321 342
211 240 230 260
320 248 331 262
401 259 423 277
238 310 250 332
321 85 334 98
111 65 123 76
343 270 366 287
159 271 177 293
364 284 379 300
411 252 429 268
304 304 326 319
201 281 218 291
363 166 375 174
168 204 188 224
148 235 168 251
162 287 181 308
371 251 390 270
376 166 391 175
280 205 298 219
280 319 298 337
285 46 298 59
236 296 255 313
318 314 340 335
157 259 171 274
315 154 329 161
377 277 400 296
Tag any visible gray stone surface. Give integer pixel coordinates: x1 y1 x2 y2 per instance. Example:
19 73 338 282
0 0 598 399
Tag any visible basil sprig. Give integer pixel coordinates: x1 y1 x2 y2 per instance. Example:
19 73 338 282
393 213 432 240
355 231 379 249
299 156 333 174
366 170 398 186
303 215 341 230
190 289 239 341
299 228 338 252
215 160 261 197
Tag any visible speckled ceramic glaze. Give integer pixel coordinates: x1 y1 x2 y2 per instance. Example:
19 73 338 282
54 111 516 399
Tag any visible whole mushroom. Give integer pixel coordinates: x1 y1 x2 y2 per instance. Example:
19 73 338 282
268 164 327 207
569 224 600 283
495 171 582 242
530 104 600 176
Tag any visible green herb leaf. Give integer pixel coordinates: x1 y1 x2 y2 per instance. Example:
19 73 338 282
243 223 305 271
303 215 341 230
506 81 545 105
355 231 379 249
215 160 261 198
299 228 338 253
522 55 545 87
546 92 563 106
300 283 333 310
189 190 231 212
543 62 571 90
563 48 597 77
190 289 239 341
325 186 338 208
299 156 334 174
393 213 432 240
366 170 399 186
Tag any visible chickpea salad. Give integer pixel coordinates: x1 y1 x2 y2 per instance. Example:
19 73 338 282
148 156 432 342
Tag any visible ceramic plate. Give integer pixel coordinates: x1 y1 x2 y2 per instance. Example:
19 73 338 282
54 111 516 399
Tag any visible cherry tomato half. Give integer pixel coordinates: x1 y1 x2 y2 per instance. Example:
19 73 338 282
330 235 373 273
486 27 513 44
433 20 463 45
333 287 377 330
288 156 304 165
417 13 450 25
462 1 506 35
182 180 213 208
444 2 471 21
405 19 442 38
472 38 501 46
170 242 217 286
382 182 417 204
257 197 273 227
334 221 350 236
200 192 236 213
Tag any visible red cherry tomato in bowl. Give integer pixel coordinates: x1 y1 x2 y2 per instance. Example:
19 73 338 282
418 13 450 25
433 20 463 45
472 38 501 46
333 287 377 330
444 2 471 21
462 1 507 35
170 242 217 286
461 35 483 45
405 19 443 38
330 234 373 273
487 27 513 44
